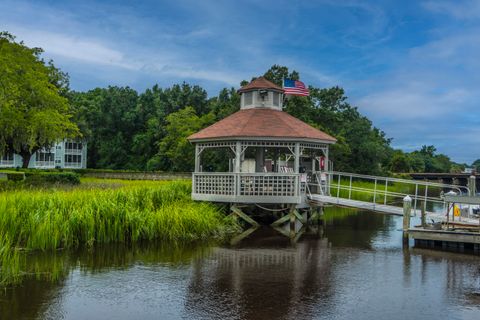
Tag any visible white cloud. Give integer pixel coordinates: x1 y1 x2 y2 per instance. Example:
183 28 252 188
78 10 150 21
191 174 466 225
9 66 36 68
358 87 471 120
422 0 480 19
11 28 139 70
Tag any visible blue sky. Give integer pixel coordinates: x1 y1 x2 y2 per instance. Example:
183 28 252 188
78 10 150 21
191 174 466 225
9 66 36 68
1 0 480 163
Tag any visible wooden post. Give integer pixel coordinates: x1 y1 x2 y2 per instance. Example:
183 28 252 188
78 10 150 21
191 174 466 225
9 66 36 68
403 195 412 245
289 205 296 238
468 175 476 196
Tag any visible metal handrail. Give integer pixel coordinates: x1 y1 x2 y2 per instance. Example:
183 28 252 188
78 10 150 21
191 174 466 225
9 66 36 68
309 171 471 217
328 171 469 194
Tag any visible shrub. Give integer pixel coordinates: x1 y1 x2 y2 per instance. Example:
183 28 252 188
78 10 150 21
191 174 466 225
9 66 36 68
0 171 26 182
25 172 80 185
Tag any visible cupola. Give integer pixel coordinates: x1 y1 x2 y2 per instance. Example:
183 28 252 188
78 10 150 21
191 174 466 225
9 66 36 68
238 76 284 110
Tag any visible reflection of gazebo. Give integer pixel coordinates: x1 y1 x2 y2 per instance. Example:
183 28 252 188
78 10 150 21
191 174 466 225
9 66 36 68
188 77 336 227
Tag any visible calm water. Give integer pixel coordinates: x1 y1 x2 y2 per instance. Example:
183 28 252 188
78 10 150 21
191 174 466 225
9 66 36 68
1 210 479 320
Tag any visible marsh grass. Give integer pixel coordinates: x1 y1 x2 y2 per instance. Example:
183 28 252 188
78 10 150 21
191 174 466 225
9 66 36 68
0 179 235 285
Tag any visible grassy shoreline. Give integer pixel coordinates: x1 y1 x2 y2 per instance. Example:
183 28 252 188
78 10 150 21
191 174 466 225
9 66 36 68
0 179 236 285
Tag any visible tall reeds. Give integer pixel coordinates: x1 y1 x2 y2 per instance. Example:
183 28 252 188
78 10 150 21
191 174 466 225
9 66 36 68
0 180 233 285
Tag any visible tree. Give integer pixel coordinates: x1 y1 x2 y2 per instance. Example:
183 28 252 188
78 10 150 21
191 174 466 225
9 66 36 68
472 159 480 172
70 87 139 169
0 32 79 167
157 107 214 171
389 151 411 173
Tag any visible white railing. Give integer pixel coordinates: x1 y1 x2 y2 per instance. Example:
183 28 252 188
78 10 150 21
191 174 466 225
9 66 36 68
192 173 301 201
35 161 55 168
239 173 298 197
313 171 470 215
64 149 83 155
193 173 236 196
0 160 14 167
64 162 83 169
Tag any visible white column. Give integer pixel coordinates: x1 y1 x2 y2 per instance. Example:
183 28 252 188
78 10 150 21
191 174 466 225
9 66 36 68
194 144 200 172
234 141 242 173
294 142 300 173
325 147 329 172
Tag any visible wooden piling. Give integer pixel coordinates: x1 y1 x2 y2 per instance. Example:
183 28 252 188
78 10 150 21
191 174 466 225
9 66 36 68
403 195 412 245
468 175 476 196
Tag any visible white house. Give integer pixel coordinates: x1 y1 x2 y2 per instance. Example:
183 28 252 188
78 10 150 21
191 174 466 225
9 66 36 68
0 140 87 169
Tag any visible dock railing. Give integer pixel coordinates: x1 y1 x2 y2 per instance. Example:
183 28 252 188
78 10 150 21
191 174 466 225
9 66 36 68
312 171 470 217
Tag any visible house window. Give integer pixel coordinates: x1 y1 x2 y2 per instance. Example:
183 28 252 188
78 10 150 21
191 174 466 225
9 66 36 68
273 92 280 106
1 152 14 161
36 151 54 162
65 141 83 150
65 154 81 163
244 92 253 105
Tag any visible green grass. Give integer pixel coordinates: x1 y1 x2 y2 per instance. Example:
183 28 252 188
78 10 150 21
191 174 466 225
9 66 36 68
0 178 236 285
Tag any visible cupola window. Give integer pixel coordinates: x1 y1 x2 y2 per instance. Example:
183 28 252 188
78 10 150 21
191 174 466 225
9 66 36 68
273 92 280 107
244 91 253 105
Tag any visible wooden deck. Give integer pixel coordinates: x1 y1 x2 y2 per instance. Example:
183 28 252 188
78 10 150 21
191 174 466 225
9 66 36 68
408 227 480 244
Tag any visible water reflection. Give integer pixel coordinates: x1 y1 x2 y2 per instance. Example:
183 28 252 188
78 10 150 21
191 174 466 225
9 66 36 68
1 211 479 320
185 227 332 319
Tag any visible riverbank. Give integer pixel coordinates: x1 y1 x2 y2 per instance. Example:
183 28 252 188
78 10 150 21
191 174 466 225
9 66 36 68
0 178 237 285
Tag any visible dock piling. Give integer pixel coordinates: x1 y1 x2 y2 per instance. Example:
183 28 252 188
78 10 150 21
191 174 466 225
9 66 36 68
403 195 412 245
468 175 476 196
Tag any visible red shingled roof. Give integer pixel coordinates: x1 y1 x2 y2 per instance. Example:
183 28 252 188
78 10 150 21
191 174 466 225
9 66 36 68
238 76 284 93
188 108 336 142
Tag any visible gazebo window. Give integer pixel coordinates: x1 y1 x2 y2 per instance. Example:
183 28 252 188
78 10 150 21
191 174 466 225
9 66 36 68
244 92 253 105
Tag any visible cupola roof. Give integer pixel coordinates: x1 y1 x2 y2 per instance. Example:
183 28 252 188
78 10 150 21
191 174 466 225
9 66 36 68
237 76 284 93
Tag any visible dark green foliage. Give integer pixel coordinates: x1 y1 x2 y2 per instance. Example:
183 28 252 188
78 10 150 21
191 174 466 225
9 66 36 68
25 172 80 185
386 145 458 173
0 32 79 168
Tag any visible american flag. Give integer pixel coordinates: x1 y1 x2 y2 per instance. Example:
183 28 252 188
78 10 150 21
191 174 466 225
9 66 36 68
283 79 309 96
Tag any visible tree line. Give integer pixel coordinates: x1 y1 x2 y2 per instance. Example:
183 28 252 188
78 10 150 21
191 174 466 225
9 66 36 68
0 32 475 174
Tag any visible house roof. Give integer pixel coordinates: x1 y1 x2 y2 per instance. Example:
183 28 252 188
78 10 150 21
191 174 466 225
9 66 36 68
188 108 337 143
237 76 284 93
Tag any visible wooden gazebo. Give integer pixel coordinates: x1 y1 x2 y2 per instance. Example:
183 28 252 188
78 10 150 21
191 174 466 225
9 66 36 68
188 77 336 227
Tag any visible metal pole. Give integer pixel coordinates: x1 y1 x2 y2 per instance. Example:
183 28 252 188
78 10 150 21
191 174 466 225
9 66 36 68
421 201 426 228
373 178 377 207
384 178 388 205
423 185 428 217
337 174 341 198
349 175 352 199
414 184 418 215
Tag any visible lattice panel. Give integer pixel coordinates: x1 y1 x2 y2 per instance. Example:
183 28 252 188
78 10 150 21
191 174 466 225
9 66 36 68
300 142 328 150
194 174 235 195
196 141 236 149
239 175 296 197
241 141 296 148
